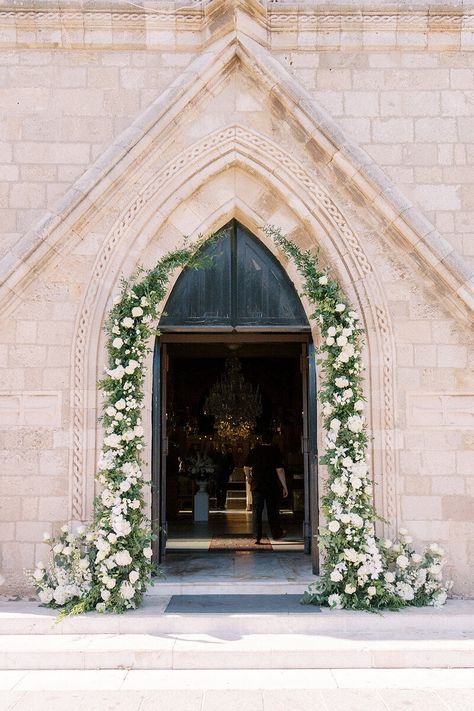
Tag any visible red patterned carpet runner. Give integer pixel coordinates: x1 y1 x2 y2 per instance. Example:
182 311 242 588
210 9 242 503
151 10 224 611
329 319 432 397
209 533 272 551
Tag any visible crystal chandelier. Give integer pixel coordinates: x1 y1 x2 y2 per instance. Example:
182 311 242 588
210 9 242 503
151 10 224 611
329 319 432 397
204 358 262 440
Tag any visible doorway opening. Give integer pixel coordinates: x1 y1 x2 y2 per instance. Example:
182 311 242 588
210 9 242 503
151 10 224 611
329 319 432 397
163 338 308 549
151 221 319 578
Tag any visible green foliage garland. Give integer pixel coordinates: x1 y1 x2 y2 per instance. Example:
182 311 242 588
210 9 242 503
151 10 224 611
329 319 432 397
263 225 449 610
31 226 449 615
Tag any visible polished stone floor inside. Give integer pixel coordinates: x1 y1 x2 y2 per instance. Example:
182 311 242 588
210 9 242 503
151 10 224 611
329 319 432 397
160 511 315 585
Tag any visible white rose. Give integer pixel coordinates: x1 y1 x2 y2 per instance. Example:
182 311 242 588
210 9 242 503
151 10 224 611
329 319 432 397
115 550 133 566
120 480 131 492
101 489 114 507
112 338 123 349
129 499 140 509
367 586 377 597
140 296 149 307
105 577 116 590
335 377 349 388
336 335 348 347
326 336 335 346
340 514 351 524
399 528 408 536
411 553 422 564
101 589 111 601
328 593 342 609
343 388 353 400
119 580 135 600
33 568 44 581
354 400 364 411
53 544 63 554
79 558 89 570
351 513 364 528
113 518 132 537
327 327 337 337
106 406 116 417
384 571 395 583
335 303 346 312
129 570 140 584
330 479 347 496
104 433 121 448
125 359 140 375
53 586 67 606
107 533 117 544
131 306 143 318
330 569 343 582
38 588 53 604
383 539 393 549
344 584 356 594
330 418 341 431
114 412 124 421
344 548 359 563
107 365 125 380
318 275 328 285
143 547 153 558
396 555 409 569
342 456 353 468
112 325 120 334
121 317 134 328
350 477 362 489
328 520 340 533
347 415 364 433
96 602 106 613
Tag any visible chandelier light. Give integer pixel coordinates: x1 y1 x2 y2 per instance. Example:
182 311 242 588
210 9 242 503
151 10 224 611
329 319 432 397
204 357 262 440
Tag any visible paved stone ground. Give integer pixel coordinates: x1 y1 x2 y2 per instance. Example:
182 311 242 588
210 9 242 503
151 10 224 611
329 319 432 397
1 669 474 711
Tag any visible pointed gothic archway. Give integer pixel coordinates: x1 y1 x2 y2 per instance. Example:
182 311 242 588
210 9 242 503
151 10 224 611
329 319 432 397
151 220 319 571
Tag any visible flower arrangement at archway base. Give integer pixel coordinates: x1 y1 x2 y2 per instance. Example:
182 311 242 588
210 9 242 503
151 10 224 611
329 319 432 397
263 225 449 610
30 226 450 615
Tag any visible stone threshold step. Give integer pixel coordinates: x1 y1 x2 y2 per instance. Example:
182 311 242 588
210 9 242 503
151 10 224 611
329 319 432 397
0 633 473 670
146 581 312 596
1 600 474 637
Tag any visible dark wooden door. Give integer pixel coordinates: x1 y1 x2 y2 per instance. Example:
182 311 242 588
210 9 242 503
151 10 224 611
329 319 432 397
152 341 168 563
302 341 319 573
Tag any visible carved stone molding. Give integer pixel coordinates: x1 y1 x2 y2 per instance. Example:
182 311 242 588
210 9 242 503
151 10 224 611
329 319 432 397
69 125 399 536
0 1 473 49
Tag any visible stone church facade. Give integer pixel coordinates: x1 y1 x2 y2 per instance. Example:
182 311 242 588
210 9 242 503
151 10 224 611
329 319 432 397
0 0 473 596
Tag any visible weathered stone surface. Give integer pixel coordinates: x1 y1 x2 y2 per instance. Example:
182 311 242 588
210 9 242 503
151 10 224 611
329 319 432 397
0 1 473 598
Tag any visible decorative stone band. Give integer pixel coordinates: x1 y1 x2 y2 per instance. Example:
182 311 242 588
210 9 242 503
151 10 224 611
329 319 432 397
0 0 473 50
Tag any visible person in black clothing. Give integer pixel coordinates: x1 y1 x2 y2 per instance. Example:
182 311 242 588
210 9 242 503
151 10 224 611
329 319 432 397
244 432 288 544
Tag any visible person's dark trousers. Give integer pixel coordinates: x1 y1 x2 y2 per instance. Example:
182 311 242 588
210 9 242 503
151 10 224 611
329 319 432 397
266 488 283 539
252 489 283 540
252 490 265 541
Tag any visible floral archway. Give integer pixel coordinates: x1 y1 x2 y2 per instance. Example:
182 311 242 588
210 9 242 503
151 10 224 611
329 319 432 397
32 227 448 615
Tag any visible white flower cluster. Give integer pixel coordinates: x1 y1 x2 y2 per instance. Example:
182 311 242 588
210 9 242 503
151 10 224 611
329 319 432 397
262 226 450 612
31 526 92 607
381 532 450 606
31 281 162 614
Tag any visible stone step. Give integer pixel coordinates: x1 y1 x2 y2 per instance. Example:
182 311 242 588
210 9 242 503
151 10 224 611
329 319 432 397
146 580 310 596
1 599 473 638
0 630 473 670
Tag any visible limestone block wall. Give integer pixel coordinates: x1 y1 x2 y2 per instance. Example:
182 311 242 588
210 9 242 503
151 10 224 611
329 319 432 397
0 0 473 596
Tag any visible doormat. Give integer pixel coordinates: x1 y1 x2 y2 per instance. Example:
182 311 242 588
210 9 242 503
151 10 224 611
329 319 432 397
164 594 320 614
209 533 272 551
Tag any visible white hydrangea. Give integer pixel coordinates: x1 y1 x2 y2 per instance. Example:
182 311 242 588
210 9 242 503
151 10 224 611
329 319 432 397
115 550 133 566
